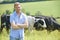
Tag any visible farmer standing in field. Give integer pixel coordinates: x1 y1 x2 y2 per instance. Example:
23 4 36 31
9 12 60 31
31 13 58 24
10 2 28 40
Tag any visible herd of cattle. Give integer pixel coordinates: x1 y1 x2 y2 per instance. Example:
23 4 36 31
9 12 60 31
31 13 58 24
0 14 60 33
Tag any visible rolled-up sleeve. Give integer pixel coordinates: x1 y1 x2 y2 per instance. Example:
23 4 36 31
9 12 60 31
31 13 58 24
10 14 14 23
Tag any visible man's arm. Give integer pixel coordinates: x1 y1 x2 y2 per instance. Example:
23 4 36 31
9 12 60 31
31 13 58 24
11 18 28 29
17 18 28 28
11 21 21 30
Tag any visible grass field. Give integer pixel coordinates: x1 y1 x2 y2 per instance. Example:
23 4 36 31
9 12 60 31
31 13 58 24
0 1 60 40
0 29 60 40
0 1 60 17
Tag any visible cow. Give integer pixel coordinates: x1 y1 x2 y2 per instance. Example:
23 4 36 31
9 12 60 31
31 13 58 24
0 14 10 33
34 15 60 31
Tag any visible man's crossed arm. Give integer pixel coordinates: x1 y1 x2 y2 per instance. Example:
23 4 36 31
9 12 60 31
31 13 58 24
11 20 28 30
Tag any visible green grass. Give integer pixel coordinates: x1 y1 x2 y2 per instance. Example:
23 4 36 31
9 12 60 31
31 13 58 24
0 1 60 17
22 1 60 17
0 29 60 40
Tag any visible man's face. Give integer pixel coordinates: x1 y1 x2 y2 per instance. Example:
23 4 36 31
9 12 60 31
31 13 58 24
14 4 21 11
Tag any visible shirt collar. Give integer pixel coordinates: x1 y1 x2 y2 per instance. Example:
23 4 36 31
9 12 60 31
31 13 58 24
14 11 22 17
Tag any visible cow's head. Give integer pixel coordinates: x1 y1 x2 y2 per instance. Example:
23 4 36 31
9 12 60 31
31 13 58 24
34 18 47 30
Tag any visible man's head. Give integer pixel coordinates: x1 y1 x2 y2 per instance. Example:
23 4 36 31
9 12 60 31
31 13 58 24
14 2 22 12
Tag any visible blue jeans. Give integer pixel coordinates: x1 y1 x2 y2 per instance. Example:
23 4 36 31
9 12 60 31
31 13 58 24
10 36 24 40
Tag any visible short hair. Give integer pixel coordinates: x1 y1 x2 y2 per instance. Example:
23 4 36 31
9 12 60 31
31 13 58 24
14 2 20 7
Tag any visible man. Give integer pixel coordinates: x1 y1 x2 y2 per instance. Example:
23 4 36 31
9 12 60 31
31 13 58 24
10 2 28 40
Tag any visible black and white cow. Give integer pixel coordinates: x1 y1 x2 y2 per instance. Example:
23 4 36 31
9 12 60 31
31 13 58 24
0 14 10 33
34 15 60 31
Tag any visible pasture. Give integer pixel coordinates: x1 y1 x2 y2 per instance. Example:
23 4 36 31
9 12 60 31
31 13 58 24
0 29 60 40
0 1 60 40
0 1 60 17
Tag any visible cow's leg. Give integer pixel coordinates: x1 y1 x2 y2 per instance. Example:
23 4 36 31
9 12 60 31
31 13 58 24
29 26 33 32
6 24 10 34
28 26 33 32
0 24 4 33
